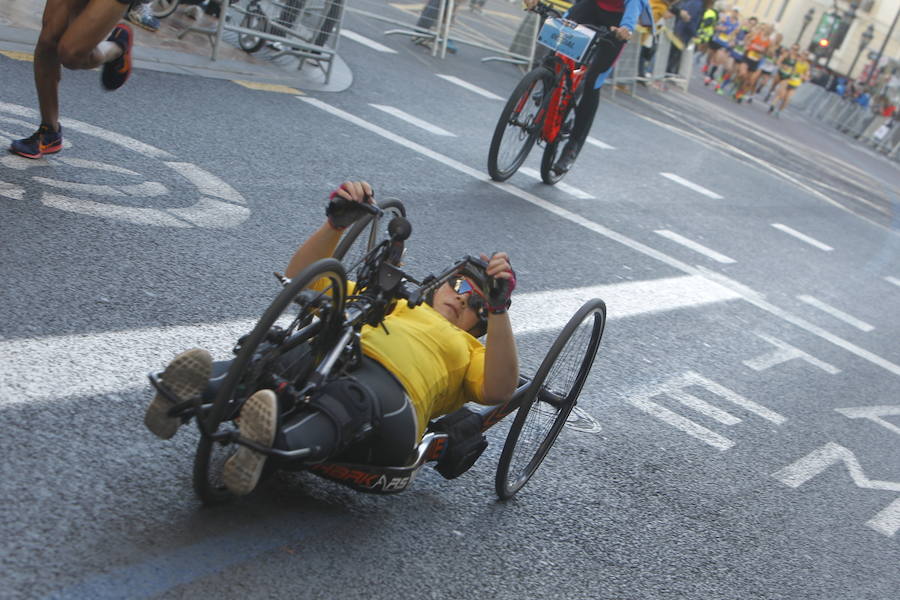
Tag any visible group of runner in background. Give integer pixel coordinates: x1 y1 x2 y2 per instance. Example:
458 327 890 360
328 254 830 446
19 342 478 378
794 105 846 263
694 6 810 117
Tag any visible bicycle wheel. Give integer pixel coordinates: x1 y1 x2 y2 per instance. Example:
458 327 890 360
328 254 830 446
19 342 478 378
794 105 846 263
239 5 267 53
313 0 344 48
194 259 347 505
539 88 582 185
150 0 181 18
487 67 554 181
495 298 606 500
333 198 406 275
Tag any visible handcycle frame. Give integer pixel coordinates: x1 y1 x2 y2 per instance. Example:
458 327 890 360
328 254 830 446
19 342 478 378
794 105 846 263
149 200 606 502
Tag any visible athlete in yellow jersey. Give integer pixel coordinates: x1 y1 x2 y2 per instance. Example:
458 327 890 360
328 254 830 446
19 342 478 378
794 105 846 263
145 181 519 496
769 51 810 116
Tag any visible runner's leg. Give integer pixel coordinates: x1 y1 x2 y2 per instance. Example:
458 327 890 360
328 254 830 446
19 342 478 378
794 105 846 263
33 0 87 131
57 0 129 70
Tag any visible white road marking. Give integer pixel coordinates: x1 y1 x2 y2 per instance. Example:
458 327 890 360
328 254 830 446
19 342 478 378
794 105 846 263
0 102 174 159
514 275 740 333
565 406 602 433
884 276 900 288
743 332 840 374
0 181 25 200
435 74 504 100
0 278 739 405
518 167 595 199
654 229 736 264
586 136 614 150
296 97 900 378
0 102 249 228
869 499 900 537
164 162 245 204
659 172 723 199
797 295 874 332
369 104 456 136
770 223 834 251
628 371 785 451
340 29 398 53
772 442 900 537
834 405 900 437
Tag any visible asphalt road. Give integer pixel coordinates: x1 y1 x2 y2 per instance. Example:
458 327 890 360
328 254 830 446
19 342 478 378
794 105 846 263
1 3 899 599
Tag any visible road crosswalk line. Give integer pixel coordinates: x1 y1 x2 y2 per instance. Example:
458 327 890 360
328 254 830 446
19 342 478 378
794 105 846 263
0 275 740 405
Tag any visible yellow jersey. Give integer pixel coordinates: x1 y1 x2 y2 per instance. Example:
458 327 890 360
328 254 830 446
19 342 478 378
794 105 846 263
360 299 487 439
788 60 809 87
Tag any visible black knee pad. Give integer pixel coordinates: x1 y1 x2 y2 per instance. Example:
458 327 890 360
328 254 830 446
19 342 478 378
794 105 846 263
309 378 381 453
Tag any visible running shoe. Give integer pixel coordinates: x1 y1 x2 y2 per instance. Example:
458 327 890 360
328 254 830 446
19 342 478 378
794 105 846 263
704 76 712 86
101 23 133 91
9 124 62 159
127 3 160 33
223 389 278 495
145 348 212 439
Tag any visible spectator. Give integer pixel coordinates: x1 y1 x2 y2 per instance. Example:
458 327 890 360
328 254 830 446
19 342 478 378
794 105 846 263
666 0 704 74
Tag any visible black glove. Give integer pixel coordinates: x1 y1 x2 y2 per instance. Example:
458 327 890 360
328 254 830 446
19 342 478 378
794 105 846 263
326 187 373 231
486 262 516 315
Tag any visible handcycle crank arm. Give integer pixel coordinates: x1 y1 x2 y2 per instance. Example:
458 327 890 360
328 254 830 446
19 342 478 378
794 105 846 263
308 327 354 386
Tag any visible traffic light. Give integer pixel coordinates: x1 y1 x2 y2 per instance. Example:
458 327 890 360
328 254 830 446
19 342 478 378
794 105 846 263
809 12 841 57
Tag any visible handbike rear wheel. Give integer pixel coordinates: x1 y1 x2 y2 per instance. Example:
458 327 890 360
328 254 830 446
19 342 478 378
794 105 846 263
333 198 406 275
487 67 554 181
495 298 606 500
193 259 347 505
150 0 181 18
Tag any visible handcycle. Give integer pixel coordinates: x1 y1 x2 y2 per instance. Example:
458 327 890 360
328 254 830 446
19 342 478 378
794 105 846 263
149 199 607 504
487 3 618 185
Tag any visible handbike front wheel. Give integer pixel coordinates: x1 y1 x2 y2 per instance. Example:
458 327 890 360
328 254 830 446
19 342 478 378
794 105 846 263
193 259 347 505
487 67 554 181
333 198 406 275
495 298 606 500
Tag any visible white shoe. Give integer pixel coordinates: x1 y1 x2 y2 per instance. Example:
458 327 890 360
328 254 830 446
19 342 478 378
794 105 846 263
223 390 278 495
145 348 212 439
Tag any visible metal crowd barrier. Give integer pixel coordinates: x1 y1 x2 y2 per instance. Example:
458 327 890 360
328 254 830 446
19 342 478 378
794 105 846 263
792 83 900 160
180 0 345 83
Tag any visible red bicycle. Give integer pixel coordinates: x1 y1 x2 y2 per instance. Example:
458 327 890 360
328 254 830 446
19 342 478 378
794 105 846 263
487 3 616 184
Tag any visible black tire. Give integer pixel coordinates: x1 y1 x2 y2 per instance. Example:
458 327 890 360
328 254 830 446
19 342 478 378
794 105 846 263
495 298 606 500
487 67 554 181
193 259 347 505
150 0 181 19
333 198 406 275
239 5 267 53
539 87 582 185
313 0 344 48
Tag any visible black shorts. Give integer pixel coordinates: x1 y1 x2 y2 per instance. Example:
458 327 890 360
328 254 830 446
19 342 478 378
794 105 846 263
745 58 760 72
708 39 724 51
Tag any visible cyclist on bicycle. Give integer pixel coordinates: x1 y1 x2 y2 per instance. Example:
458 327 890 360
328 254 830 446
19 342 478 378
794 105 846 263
145 181 519 496
524 0 654 174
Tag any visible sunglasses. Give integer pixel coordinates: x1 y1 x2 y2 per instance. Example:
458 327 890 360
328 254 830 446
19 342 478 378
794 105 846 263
448 275 486 312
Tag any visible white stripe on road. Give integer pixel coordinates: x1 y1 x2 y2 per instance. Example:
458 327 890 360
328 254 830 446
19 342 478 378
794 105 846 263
435 74 504 100
660 172 723 199
295 97 900 378
340 29 398 53
771 223 834 251
586 136 614 150
654 230 736 264
0 276 739 405
513 275 742 334
797 295 875 332
369 104 456 136
518 167 595 200
884 276 900 288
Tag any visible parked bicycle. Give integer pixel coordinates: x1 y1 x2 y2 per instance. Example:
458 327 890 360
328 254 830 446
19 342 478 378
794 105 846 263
487 3 618 185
